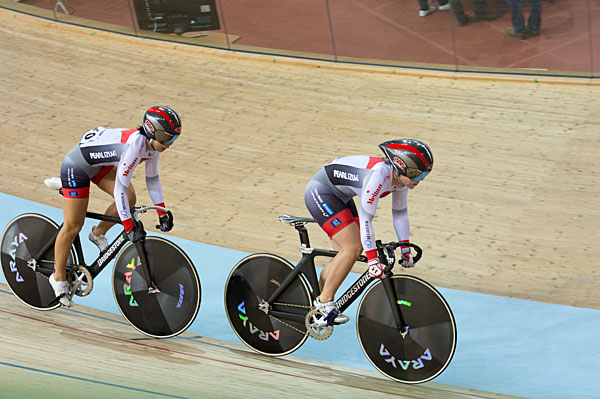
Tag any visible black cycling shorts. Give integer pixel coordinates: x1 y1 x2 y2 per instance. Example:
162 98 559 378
304 179 359 239
60 156 113 199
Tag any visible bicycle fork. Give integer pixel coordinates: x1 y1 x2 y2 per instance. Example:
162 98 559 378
133 239 158 293
382 275 409 337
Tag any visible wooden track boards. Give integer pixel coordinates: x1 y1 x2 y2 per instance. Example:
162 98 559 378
0 7 598 309
0 284 520 398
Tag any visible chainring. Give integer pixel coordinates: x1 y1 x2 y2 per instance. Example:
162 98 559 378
305 309 333 340
67 265 93 297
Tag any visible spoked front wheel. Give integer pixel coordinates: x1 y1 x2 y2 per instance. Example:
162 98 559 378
112 236 201 338
224 253 311 356
0 214 74 310
356 275 457 384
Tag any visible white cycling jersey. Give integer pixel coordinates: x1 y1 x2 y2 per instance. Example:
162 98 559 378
314 155 410 256
70 127 165 229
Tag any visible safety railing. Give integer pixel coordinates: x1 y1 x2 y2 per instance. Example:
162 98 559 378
3 0 598 78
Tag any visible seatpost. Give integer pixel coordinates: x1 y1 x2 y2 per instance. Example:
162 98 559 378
295 224 311 247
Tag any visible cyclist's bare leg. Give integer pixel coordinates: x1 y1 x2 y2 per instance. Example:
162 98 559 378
318 222 362 302
319 240 342 291
93 169 137 236
54 197 89 281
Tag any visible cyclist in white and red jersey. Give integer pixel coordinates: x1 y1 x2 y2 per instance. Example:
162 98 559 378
304 139 433 324
49 106 181 307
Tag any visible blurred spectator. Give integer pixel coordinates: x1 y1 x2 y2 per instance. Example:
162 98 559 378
506 0 542 39
418 0 451 17
450 0 498 26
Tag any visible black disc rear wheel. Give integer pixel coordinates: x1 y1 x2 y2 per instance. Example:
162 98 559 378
112 237 201 338
0 214 74 310
356 275 456 384
224 254 311 356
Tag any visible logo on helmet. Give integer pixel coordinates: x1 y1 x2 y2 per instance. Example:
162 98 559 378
174 126 181 133
393 157 406 169
144 120 155 133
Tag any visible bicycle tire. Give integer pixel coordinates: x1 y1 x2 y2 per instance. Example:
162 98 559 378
356 274 457 384
112 236 201 338
224 253 311 356
0 213 75 310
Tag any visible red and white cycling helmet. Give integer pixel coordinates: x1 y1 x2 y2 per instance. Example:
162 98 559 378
142 106 182 145
379 139 433 182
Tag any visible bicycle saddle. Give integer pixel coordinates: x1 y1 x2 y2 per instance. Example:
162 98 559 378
278 215 317 225
44 177 62 191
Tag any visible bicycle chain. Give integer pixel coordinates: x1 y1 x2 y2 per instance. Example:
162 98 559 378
39 259 82 271
268 302 334 340
272 302 311 309
267 313 307 336
29 260 85 298
268 302 312 336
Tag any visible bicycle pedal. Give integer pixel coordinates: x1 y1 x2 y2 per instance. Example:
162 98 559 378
324 309 339 326
56 292 74 308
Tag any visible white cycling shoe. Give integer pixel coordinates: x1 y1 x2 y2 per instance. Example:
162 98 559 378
89 228 109 252
49 273 74 308
314 298 349 325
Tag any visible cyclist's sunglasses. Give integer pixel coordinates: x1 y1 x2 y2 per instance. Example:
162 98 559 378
163 134 179 145
405 168 430 182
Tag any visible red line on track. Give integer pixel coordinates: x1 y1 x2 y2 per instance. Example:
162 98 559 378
0 308 416 397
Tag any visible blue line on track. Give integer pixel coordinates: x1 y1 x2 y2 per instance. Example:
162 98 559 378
2 192 600 399
0 361 188 398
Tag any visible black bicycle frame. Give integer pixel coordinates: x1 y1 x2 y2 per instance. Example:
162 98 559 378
33 211 153 286
266 223 407 330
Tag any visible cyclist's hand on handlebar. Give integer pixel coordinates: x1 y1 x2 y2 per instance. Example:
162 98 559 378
157 214 174 232
127 224 146 243
400 252 415 268
368 258 384 279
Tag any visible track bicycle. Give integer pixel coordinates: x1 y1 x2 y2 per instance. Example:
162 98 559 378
0 179 201 338
224 215 456 384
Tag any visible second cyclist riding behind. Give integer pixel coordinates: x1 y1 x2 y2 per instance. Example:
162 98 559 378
51 106 182 307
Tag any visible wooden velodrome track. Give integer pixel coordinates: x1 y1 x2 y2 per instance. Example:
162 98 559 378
0 284 518 398
0 5 597 397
